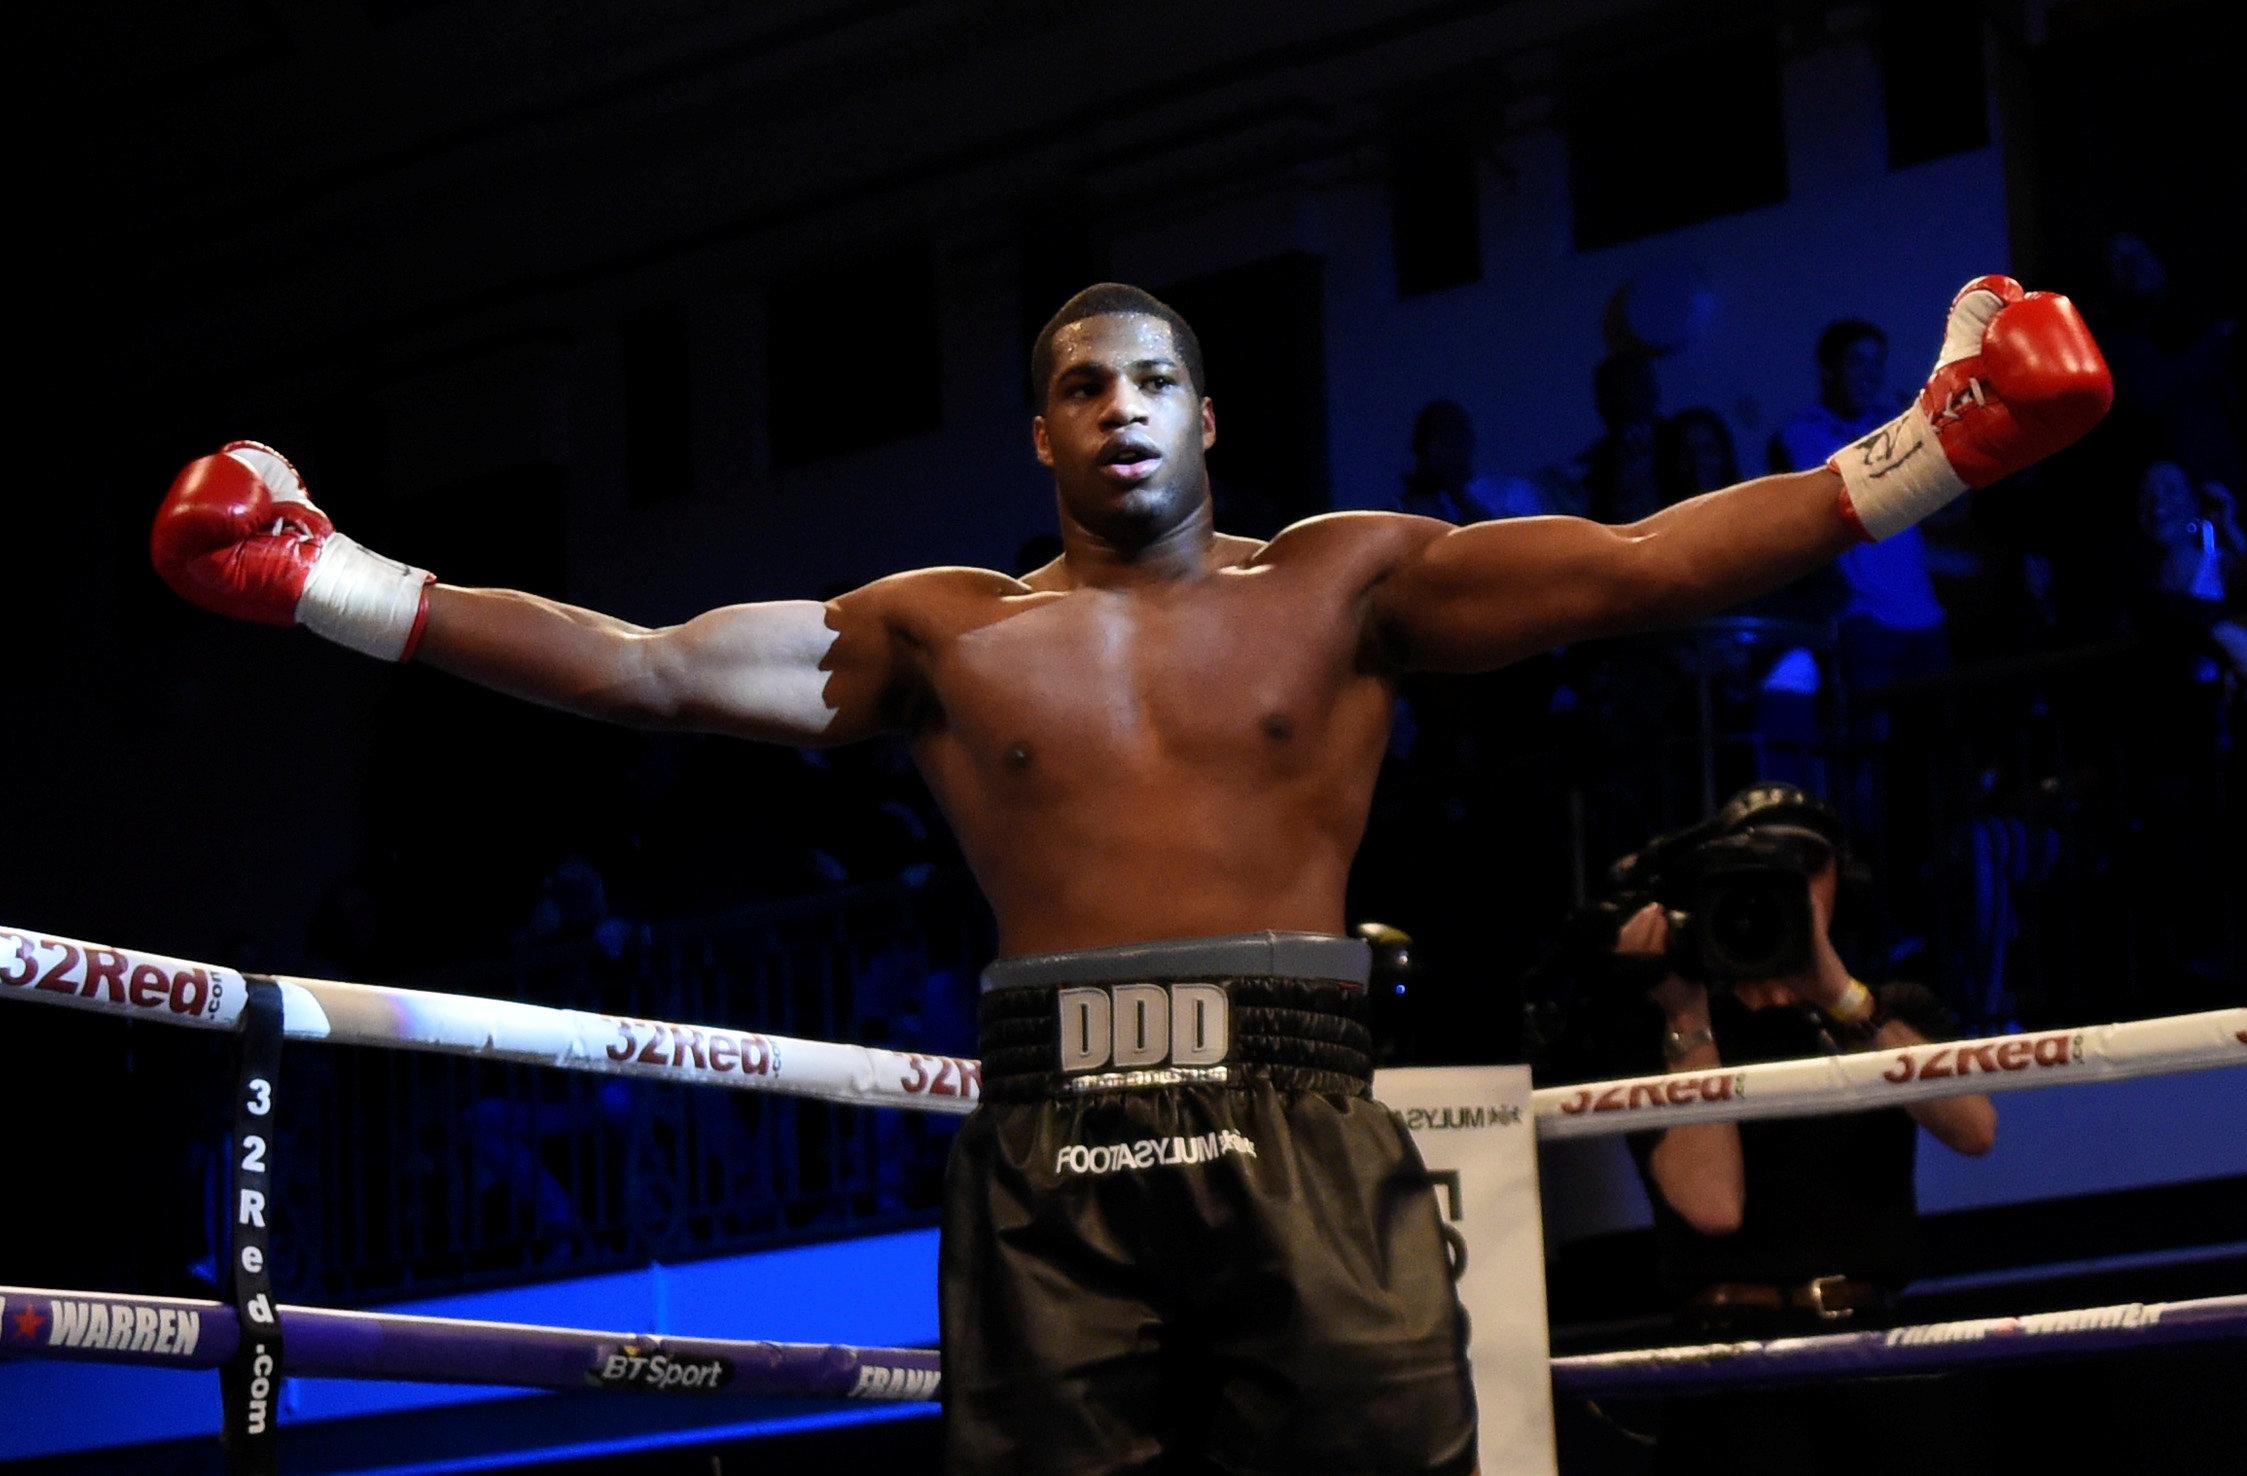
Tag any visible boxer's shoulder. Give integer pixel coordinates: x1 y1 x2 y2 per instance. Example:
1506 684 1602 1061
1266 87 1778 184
849 563 1052 648
1244 510 1450 589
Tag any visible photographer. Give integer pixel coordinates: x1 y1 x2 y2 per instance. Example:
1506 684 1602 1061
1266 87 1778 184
1547 783 1998 1473
1622 794 1997 1256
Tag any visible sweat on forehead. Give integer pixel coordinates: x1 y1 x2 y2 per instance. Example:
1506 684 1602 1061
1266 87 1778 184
1038 315 1196 407
1030 283 1206 403
1052 315 1181 367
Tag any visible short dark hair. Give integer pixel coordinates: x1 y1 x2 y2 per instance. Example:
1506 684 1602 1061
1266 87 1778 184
1030 283 1206 407
1816 318 1885 369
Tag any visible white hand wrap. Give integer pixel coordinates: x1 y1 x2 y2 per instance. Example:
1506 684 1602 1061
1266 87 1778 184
1829 401 1968 542
297 534 433 661
1830 282 2010 541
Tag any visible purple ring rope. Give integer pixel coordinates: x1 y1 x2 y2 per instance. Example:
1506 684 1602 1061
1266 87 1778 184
0 1285 941 1403
14 1282 2238 1405
1551 1294 2247 1395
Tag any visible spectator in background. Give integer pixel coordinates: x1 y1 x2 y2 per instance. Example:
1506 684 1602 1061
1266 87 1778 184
1575 354 1664 525
2094 232 2240 491
1541 359 1676 808
1653 406 1740 509
516 849 636 962
2115 458 2245 1009
1392 400 1566 723
1662 403 1846 627
1772 320 1959 949
2134 459 2247 677
2030 233 2240 642
1397 398 1551 523
1771 320 1961 697
1388 400 1570 1003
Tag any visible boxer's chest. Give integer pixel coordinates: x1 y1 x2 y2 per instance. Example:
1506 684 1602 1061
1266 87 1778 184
922 571 1369 785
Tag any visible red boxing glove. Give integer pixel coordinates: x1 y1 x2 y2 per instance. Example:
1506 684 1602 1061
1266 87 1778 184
151 442 435 661
1829 275 2112 540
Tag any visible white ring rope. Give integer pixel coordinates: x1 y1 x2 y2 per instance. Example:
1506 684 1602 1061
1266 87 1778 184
5 921 2240 1421
1530 1007 2246 1139
0 924 979 1115
5 921 2239 1134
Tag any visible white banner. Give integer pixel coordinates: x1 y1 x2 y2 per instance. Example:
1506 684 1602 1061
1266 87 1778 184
1376 1064 1557 1476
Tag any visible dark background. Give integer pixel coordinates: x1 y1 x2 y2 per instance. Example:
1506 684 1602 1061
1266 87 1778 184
5 2 2242 1471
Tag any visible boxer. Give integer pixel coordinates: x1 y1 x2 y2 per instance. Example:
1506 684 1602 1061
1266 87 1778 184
152 275 2109 1474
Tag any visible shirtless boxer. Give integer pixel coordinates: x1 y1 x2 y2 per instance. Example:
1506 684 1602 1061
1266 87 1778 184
151 277 2109 1474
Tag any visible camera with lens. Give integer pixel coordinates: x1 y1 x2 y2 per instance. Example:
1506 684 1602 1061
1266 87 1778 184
1574 783 1847 988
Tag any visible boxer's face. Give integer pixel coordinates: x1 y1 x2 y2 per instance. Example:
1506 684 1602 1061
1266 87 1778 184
1033 313 1215 547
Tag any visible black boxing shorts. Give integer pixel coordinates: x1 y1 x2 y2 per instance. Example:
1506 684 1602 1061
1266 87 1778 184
939 932 1477 1476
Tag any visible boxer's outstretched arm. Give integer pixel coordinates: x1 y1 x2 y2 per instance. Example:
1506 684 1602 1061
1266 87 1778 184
415 583 901 746
151 441 903 746
1373 469 1857 672
1377 273 2113 671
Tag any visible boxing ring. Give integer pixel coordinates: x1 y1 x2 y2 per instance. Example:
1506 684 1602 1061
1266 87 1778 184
4 920 2242 1472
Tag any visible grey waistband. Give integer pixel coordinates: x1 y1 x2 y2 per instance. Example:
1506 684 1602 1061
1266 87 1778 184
981 930 1371 991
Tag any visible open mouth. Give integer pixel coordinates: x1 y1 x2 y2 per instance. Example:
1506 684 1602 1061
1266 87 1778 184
1098 439 1162 482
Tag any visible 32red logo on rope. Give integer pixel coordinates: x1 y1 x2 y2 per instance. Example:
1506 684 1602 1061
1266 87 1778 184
897 1053 981 1100
1882 1032 2081 1083
603 1016 776 1078
0 930 223 1019
1556 1070 1746 1116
